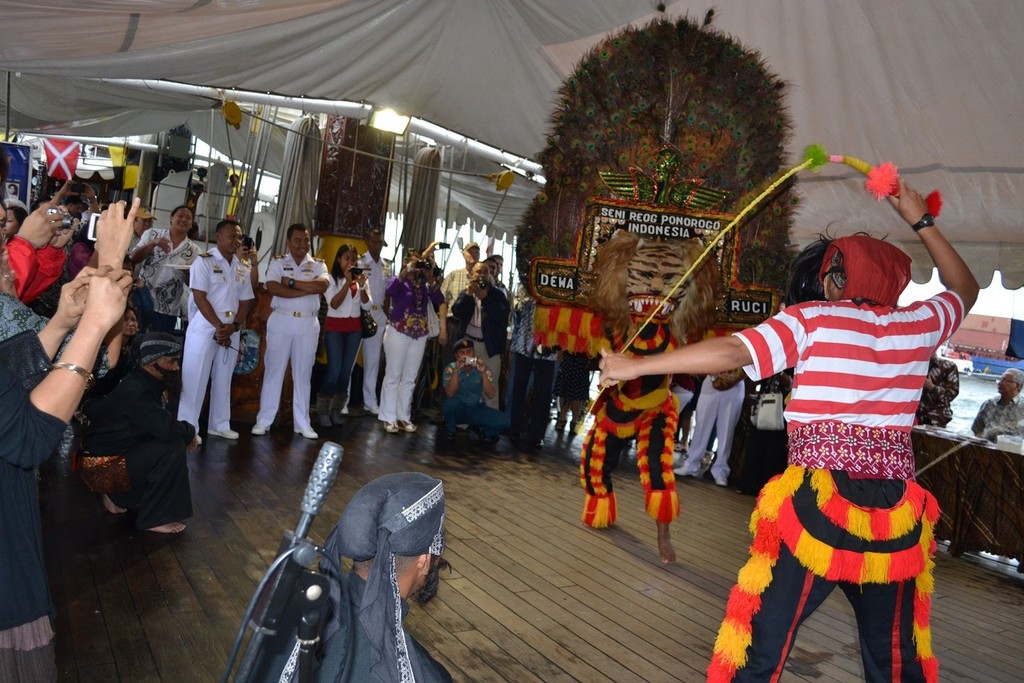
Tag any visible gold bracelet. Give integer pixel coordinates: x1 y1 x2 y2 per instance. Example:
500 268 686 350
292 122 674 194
51 362 95 389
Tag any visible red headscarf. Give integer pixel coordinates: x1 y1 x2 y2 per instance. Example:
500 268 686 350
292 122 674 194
818 235 911 307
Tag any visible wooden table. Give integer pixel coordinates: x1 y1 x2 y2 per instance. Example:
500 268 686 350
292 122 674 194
913 427 1024 571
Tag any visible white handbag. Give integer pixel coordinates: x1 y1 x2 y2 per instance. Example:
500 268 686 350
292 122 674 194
426 302 441 339
753 392 785 431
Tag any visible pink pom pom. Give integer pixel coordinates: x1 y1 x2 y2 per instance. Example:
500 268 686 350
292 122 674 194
926 191 943 217
865 162 900 201
829 154 844 163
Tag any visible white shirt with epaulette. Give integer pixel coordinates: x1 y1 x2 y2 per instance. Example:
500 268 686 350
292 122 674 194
187 247 254 328
266 252 328 313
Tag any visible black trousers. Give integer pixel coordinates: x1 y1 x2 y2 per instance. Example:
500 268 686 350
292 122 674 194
509 353 556 444
109 439 193 529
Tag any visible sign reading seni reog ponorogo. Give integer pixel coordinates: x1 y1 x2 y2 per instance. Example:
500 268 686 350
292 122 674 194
530 197 730 307
529 195 780 329
600 204 724 240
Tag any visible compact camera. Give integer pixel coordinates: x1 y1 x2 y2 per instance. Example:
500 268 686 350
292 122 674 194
475 278 489 288
415 259 432 270
463 357 478 366
86 213 100 241
46 207 75 231
349 267 364 276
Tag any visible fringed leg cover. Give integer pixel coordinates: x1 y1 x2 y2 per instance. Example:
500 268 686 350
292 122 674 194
707 466 942 682
580 400 617 528
636 396 680 523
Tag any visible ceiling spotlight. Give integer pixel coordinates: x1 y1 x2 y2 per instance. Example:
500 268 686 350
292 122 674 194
368 108 410 135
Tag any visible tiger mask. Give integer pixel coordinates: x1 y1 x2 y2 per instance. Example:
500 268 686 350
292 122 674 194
590 230 718 344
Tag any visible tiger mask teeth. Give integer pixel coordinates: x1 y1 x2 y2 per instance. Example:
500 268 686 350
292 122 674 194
628 295 675 318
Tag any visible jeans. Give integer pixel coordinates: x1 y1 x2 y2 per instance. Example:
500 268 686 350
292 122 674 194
321 330 362 395
442 400 511 438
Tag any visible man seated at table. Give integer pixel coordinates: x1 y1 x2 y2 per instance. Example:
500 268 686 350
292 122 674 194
971 368 1024 441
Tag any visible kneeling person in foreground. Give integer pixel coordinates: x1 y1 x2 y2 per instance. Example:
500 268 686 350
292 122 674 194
315 472 452 682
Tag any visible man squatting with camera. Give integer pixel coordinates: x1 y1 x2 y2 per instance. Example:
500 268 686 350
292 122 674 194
449 261 508 410
440 337 511 443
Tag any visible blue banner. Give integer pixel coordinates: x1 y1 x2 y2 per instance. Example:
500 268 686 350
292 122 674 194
2 142 33 206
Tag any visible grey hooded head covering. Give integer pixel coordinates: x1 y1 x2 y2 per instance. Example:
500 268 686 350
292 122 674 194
322 472 445 683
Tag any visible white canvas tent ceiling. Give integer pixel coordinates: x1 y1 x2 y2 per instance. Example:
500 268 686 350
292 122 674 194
2 0 1024 285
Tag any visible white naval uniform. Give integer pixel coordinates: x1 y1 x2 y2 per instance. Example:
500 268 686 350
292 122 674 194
256 252 328 432
357 251 386 411
178 248 255 433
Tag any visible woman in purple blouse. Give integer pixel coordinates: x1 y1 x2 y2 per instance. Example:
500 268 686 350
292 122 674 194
378 250 444 433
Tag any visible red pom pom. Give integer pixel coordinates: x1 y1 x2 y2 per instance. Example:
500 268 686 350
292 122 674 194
865 162 900 201
926 190 943 217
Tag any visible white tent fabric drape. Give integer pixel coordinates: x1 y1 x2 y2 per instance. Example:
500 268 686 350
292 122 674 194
2 1 1024 283
399 147 442 252
272 116 323 254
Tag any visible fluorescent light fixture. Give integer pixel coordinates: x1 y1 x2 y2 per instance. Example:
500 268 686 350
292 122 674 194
369 108 410 135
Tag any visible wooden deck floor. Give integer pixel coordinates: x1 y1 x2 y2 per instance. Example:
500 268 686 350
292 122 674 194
40 414 1024 682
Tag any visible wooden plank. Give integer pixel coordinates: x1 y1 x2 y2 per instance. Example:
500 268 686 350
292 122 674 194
38 416 1024 683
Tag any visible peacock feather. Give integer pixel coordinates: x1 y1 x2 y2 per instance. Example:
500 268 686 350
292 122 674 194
518 16 797 302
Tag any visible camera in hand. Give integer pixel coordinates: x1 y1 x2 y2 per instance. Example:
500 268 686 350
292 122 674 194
86 213 100 241
435 242 451 249
463 357 478 366
241 236 255 249
349 267 363 276
415 259 432 270
46 207 75 231
475 278 489 288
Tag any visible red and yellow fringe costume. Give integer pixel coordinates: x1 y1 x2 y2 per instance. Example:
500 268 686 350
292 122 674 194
707 465 941 682
579 321 680 528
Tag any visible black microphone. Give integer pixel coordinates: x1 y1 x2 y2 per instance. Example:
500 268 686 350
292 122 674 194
294 441 343 541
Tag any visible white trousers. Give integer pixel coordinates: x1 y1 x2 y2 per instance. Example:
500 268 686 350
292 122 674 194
684 376 746 479
361 310 386 411
177 323 240 432
256 313 320 432
378 325 426 424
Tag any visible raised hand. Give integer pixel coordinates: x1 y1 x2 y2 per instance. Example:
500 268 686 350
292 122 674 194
95 199 139 268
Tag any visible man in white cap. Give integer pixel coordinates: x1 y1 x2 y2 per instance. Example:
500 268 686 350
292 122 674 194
178 219 254 442
438 241 480 348
252 223 328 439
315 472 451 682
128 207 155 258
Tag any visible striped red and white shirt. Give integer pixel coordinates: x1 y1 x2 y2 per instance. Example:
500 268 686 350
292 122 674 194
734 291 965 431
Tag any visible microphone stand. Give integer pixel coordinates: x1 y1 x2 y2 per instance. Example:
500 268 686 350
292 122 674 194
223 442 343 683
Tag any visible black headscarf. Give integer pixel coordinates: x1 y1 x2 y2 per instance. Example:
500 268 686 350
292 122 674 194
321 473 446 683
134 332 182 366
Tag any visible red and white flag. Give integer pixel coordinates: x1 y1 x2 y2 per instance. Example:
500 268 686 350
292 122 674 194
42 138 80 180
484 235 495 256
